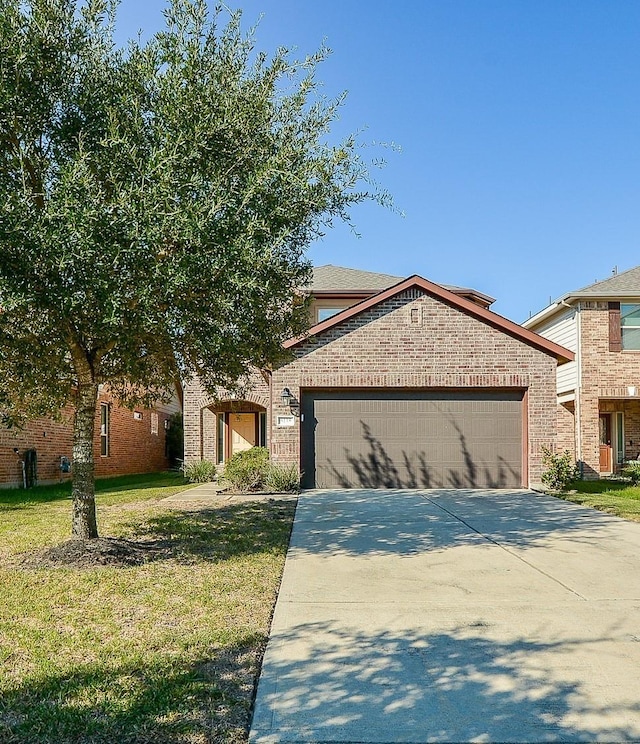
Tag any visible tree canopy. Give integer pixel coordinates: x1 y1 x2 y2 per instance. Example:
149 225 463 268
0 0 385 536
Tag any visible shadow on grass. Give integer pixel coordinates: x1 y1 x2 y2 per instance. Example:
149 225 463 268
0 473 188 510
1 635 263 744
252 622 640 742
124 499 297 564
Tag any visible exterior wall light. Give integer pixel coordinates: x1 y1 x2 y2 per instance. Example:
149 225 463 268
280 387 294 406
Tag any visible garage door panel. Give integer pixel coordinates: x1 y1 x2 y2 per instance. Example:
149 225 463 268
301 390 524 489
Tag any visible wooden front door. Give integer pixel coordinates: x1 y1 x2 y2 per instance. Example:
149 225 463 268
230 413 256 456
599 413 613 473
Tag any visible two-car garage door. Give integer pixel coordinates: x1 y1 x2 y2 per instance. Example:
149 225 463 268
300 390 524 489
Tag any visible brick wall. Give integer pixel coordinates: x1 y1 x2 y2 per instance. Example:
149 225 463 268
578 301 640 476
93 392 176 478
557 401 576 456
0 390 180 488
182 369 270 466
0 407 74 487
270 289 558 487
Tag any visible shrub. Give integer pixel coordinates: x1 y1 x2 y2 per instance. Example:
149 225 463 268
183 459 216 483
622 460 640 485
540 446 580 491
223 447 270 492
265 463 300 493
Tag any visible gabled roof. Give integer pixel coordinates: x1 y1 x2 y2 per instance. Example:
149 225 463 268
309 264 495 308
523 264 640 329
285 274 573 363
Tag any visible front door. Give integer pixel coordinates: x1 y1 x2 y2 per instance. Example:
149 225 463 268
230 413 256 456
599 413 613 473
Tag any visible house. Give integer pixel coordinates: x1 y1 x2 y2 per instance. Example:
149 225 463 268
184 265 572 489
0 387 182 488
522 265 640 479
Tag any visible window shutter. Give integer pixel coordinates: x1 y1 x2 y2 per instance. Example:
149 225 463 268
609 302 622 352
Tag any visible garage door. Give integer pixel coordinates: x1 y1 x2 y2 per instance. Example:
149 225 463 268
300 390 524 489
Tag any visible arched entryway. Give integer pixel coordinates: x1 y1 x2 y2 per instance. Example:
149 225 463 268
202 400 267 465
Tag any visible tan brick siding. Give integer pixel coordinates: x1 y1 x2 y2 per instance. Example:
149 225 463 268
183 288 560 488
578 302 640 477
557 401 576 456
271 290 557 487
182 369 270 466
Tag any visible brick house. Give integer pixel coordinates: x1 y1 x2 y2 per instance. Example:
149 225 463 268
184 265 571 489
523 265 640 479
0 387 181 488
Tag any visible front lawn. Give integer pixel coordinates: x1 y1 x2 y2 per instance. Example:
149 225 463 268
556 479 640 522
0 473 295 743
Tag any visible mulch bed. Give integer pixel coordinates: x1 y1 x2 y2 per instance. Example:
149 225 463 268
19 537 172 569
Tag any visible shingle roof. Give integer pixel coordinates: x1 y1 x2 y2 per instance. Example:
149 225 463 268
310 265 402 291
309 265 495 306
569 265 640 297
523 264 640 330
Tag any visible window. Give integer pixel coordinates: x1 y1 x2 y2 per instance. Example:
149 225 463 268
216 413 225 464
259 412 267 447
100 403 110 457
621 304 640 350
317 307 342 323
151 411 158 436
617 412 625 465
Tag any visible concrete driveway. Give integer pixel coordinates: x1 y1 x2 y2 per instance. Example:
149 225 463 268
250 489 640 743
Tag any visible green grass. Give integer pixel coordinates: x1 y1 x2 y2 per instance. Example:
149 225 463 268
0 473 296 743
556 479 640 522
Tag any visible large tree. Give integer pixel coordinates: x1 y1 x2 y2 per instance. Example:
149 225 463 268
0 0 384 537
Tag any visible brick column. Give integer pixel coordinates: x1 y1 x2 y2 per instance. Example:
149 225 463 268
202 407 217 462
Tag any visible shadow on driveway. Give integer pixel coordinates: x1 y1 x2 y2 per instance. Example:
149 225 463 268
252 620 640 743
290 489 619 557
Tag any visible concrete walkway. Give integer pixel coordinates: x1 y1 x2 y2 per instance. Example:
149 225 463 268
250 489 640 743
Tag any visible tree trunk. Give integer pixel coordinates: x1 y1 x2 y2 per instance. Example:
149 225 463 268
72 380 99 538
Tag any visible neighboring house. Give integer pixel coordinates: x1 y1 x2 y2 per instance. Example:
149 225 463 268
523 265 640 479
184 265 572 489
0 387 182 488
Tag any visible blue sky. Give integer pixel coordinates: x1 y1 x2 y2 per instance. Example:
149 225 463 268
113 0 640 322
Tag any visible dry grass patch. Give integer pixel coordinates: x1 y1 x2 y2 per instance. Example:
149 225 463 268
0 473 296 743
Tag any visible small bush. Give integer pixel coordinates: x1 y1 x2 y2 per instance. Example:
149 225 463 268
622 460 640 485
183 459 216 483
265 463 300 493
223 447 269 492
541 446 580 491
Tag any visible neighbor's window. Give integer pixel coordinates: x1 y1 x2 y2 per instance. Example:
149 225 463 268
151 411 159 436
100 403 110 457
621 304 640 350
317 307 342 323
